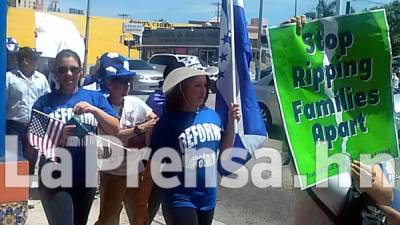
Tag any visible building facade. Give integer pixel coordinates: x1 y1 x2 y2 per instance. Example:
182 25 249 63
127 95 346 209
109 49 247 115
15 0 36 9
141 27 220 65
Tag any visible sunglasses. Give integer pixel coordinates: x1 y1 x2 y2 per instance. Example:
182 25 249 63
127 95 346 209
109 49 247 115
57 66 81 74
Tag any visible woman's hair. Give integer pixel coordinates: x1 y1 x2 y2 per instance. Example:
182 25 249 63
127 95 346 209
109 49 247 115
53 49 82 73
159 61 185 88
165 75 210 113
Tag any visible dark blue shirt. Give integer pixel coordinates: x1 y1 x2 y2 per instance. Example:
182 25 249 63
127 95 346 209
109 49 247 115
151 107 223 210
146 90 165 117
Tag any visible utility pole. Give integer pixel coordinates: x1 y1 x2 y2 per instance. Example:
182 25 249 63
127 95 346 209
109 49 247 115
345 1 351 14
211 1 221 24
118 13 130 19
294 0 298 16
255 0 264 81
83 0 91 75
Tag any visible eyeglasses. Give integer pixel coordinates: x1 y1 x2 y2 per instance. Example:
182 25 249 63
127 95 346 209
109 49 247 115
57 66 81 74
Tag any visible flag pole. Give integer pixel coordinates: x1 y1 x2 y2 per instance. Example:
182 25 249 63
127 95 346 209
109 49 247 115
33 109 65 123
32 109 128 150
229 0 238 133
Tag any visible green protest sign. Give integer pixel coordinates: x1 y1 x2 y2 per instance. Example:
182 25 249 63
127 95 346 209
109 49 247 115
268 10 399 189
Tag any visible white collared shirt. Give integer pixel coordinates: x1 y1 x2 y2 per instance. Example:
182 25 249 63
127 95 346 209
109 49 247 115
6 70 51 124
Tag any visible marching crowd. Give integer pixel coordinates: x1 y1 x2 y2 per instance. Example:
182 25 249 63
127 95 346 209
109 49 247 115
4 17 400 225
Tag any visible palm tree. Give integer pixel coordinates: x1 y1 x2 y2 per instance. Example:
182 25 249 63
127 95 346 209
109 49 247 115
317 0 337 17
305 0 355 20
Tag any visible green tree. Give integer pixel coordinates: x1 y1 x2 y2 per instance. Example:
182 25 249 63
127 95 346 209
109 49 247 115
370 0 400 56
385 0 400 56
317 0 337 17
305 0 355 20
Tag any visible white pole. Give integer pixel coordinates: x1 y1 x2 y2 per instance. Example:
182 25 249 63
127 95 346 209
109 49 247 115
255 0 263 81
336 0 345 15
229 0 238 133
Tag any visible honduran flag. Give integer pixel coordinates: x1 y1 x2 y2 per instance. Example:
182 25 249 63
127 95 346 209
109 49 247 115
216 0 268 174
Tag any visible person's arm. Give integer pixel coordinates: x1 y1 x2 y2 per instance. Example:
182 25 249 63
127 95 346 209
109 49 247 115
221 103 241 150
379 205 400 225
118 112 158 142
43 76 51 94
392 188 400 211
73 101 119 135
351 161 393 206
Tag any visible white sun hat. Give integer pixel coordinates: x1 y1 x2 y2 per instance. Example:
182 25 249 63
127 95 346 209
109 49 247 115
162 67 211 94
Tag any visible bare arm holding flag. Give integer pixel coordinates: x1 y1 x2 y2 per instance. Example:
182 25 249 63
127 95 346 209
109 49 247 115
221 102 241 150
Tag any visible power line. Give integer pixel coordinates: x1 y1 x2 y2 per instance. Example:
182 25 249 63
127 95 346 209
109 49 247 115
352 0 386 6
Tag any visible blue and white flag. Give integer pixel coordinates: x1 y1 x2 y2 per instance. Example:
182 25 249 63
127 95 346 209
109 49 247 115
216 0 268 172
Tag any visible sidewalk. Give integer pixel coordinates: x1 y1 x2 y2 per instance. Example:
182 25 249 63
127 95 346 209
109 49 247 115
26 188 226 225
27 192 166 225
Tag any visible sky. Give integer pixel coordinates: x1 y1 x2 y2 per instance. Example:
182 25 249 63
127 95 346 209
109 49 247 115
57 0 393 26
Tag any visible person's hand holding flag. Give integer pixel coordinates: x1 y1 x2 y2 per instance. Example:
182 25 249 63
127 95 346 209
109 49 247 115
58 124 76 146
222 103 241 151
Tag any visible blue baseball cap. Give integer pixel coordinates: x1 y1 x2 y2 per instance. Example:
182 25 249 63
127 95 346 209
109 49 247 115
97 52 136 80
6 37 19 53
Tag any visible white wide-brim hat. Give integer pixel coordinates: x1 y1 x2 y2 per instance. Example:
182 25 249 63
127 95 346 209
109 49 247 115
162 67 211 94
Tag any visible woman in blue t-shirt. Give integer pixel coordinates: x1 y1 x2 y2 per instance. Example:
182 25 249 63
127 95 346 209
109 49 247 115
30 49 119 225
136 66 240 225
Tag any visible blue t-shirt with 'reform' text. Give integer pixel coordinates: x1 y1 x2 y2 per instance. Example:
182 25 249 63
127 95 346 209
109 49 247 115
151 107 223 210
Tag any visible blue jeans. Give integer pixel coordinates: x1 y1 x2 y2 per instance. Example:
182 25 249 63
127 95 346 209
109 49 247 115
6 120 38 174
162 207 215 225
6 120 27 157
39 179 96 225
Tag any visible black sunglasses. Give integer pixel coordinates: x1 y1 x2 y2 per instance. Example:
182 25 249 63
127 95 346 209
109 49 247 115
57 66 81 74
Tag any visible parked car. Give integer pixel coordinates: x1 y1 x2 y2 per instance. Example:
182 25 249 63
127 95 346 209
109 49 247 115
148 53 219 92
394 55 400 64
394 56 400 74
393 87 400 137
252 69 282 130
148 53 187 72
128 59 163 92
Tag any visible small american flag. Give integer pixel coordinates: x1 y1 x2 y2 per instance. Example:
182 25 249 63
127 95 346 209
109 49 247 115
27 110 65 159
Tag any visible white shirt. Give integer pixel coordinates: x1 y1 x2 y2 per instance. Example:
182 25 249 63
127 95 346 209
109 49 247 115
106 96 153 176
6 70 51 124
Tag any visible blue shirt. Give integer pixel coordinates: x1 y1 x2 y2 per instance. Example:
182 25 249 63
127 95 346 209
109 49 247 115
145 90 165 117
151 107 223 210
33 89 116 183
